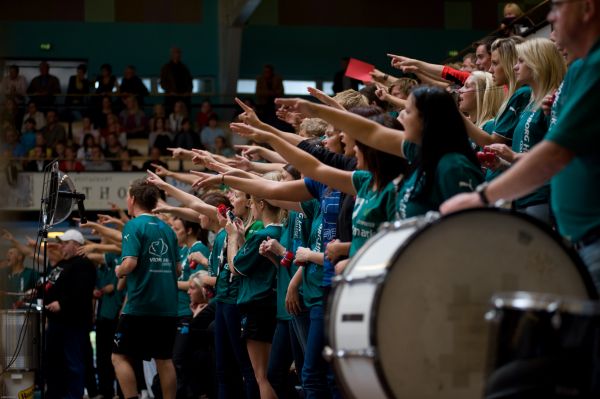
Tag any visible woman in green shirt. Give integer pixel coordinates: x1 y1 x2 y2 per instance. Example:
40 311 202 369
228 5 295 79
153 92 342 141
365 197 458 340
484 38 566 224
227 171 285 399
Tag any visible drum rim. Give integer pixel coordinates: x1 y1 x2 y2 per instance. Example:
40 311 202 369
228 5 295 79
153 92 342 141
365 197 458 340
491 291 600 315
367 207 597 397
325 218 408 399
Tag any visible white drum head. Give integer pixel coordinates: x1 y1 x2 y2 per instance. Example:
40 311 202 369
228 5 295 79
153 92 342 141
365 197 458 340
374 209 594 399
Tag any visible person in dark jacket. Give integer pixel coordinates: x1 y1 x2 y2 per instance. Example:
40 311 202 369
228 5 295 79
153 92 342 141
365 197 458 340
44 229 97 399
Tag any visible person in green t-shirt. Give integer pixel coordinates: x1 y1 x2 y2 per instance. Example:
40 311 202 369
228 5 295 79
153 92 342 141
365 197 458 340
441 4 600 290
112 178 179 399
227 175 286 399
169 217 210 399
0 246 38 309
481 38 566 224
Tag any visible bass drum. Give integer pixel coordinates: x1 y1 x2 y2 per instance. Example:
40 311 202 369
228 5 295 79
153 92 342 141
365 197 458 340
326 208 597 399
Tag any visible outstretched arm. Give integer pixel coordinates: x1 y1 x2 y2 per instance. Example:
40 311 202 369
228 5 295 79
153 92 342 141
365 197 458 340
230 123 356 195
275 97 405 157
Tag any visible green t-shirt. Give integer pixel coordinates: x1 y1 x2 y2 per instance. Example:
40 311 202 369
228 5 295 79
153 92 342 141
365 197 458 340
349 170 398 257
397 153 483 219
0 267 38 309
546 39 600 241
177 241 211 317
275 210 309 320
121 214 179 317
233 224 283 305
246 220 264 238
97 253 125 320
493 86 532 141
211 229 237 304
550 59 583 130
300 199 324 309
511 106 551 208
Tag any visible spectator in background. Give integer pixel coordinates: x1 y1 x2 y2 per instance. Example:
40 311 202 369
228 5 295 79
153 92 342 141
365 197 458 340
20 118 38 153
43 110 67 147
119 95 147 138
21 101 46 132
333 57 361 94
195 99 217 131
84 145 113 171
148 117 173 155
66 64 90 111
24 145 51 172
173 118 201 150
28 132 52 159
142 147 168 175
119 149 140 172
94 96 114 130
499 3 533 37
59 145 85 172
101 113 127 148
53 140 67 160
1 98 22 133
168 100 188 133
149 103 166 130
0 246 38 309
74 116 100 146
77 134 97 161
160 47 193 113
462 53 477 71
102 133 124 170
214 135 234 158
1 127 27 158
200 115 224 152
0 65 28 104
94 64 118 110
120 65 149 106
26 61 61 108
255 64 284 123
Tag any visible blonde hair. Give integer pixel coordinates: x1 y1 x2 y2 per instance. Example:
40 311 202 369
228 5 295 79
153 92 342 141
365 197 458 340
389 78 418 97
333 89 368 110
255 171 287 224
470 71 505 127
299 118 329 138
504 3 524 18
189 270 210 303
492 37 520 116
516 38 566 110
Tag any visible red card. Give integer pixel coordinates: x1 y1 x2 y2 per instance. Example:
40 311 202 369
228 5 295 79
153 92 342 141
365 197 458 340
345 58 374 82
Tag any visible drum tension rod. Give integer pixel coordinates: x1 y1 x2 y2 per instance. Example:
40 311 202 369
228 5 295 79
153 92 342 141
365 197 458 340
322 346 377 361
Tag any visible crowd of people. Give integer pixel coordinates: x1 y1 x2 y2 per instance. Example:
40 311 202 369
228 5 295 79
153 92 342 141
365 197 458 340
0 1 599 399
0 47 252 173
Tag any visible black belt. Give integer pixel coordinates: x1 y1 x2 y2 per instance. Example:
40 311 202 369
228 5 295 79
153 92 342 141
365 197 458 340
574 225 600 250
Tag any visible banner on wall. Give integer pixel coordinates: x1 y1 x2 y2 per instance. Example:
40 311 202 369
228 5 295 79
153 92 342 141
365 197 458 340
1 172 147 211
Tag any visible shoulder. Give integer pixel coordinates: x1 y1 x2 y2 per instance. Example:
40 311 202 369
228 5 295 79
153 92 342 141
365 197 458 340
437 152 478 174
352 170 373 191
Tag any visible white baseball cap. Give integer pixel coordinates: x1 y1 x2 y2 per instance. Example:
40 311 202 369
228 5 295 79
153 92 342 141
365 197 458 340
57 229 85 245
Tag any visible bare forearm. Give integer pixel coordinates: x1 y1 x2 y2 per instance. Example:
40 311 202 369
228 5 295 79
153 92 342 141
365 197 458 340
167 172 199 186
222 175 312 202
257 147 287 164
248 161 287 174
308 251 324 266
258 120 303 146
163 207 203 223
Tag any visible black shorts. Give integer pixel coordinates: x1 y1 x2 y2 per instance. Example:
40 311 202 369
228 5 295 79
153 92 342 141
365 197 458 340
112 315 177 360
239 302 276 343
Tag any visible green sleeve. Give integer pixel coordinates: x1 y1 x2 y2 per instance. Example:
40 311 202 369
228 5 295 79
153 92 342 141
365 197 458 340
351 170 373 194
190 241 211 258
436 155 483 200
402 141 419 163
546 71 600 155
121 220 141 258
493 87 531 140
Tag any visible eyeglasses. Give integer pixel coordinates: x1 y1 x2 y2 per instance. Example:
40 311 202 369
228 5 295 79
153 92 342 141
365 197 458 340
550 0 586 13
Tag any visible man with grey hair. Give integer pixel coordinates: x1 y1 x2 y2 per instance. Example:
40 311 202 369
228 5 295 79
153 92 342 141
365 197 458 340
44 229 97 399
